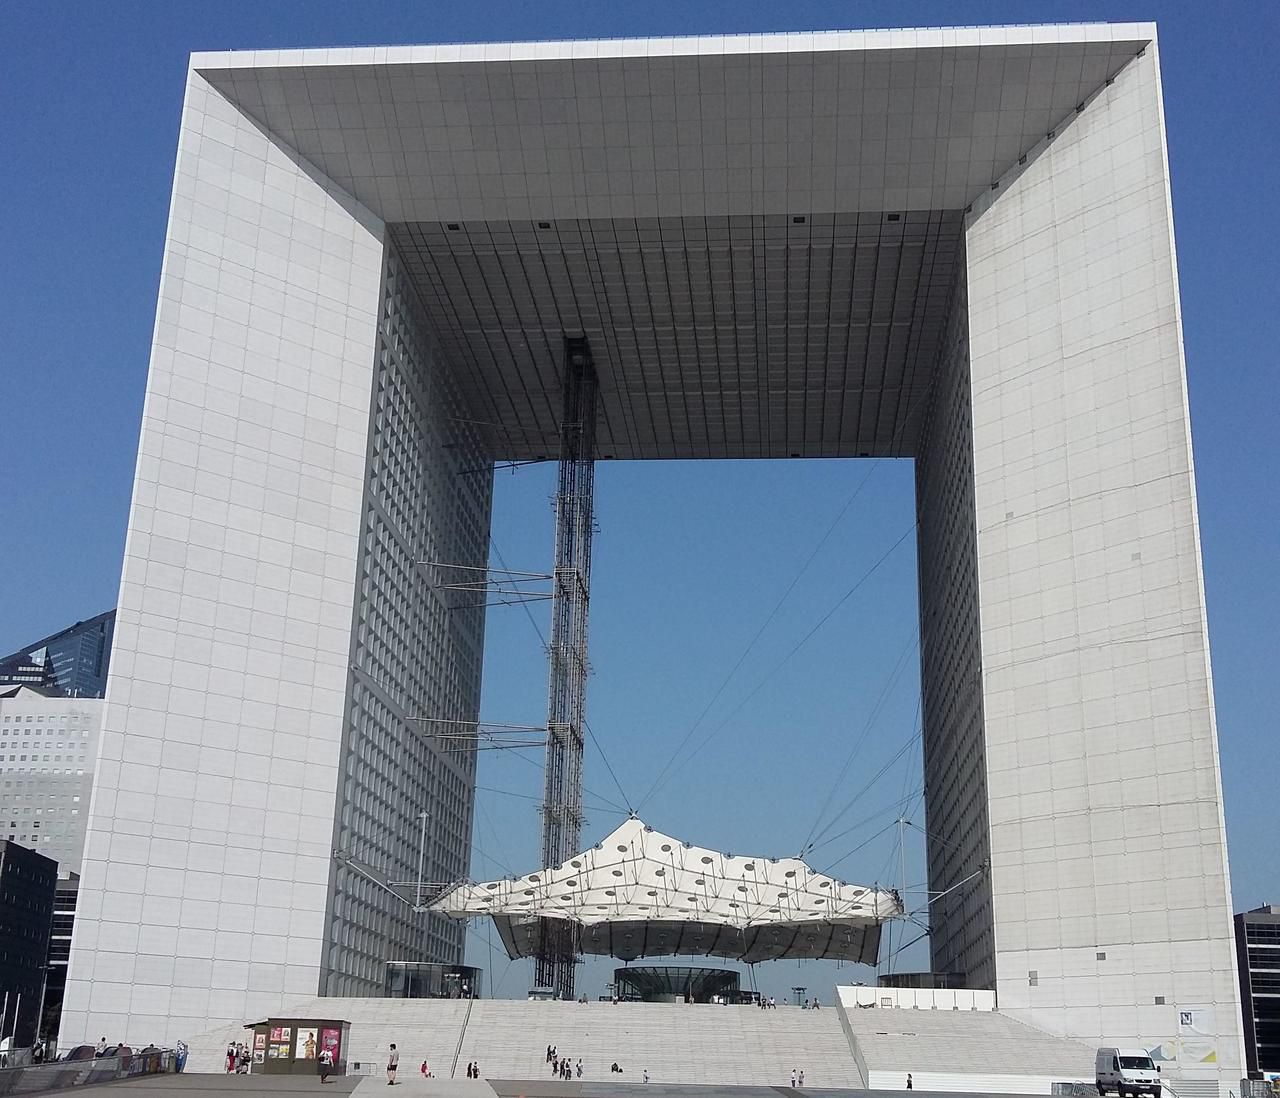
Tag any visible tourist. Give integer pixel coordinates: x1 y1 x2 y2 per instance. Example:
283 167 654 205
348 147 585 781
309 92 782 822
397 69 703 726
97 1038 108 1059
906 1073 913 1090
319 1046 334 1084
175 1040 188 1073
421 1061 428 1079
791 1069 798 1087
473 1062 480 1079
769 996 776 1009
576 1059 583 1078
386 1043 399 1085
547 1045 554 1063
643 1069 650 1083
799 1069 805 1086
225 1042 235 1073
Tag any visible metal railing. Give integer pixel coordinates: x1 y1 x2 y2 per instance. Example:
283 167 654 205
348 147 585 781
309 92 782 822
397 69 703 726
0 1050 175 1095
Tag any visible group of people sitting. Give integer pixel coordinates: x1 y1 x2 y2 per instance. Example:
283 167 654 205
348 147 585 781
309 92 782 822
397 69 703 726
546 1045 584 1080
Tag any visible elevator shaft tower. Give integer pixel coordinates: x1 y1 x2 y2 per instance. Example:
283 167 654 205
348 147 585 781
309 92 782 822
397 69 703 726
537 337 597 999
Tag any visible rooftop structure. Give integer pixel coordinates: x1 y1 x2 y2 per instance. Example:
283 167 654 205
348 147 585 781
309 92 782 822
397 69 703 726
432 817 901 963
0 611 115 698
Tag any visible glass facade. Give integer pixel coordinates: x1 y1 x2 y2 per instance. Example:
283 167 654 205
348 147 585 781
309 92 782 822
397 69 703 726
1236 906 1280 1076
0 611 115 699
320 245 491 996
385 961 482 999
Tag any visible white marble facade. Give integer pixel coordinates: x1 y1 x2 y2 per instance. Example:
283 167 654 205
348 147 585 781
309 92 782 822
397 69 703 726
963 43 1241 1087
64 23 1242 1095
62 67 388 1042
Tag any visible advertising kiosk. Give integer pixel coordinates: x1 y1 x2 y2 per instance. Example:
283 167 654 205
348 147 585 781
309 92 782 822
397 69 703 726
243 1018 351 1076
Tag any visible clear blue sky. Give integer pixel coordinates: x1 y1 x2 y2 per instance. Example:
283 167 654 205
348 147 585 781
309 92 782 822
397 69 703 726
1 1 1276 1002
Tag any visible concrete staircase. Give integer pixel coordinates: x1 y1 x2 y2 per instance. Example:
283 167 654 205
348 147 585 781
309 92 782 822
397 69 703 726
184 999 864 1088
837 999 1096 1093
456 1000 863 1087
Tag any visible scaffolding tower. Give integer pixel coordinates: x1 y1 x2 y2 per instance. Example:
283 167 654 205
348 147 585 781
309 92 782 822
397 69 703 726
537 337 597 999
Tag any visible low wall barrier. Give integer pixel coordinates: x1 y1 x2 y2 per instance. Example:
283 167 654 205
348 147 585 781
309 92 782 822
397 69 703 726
0 1051 175 1095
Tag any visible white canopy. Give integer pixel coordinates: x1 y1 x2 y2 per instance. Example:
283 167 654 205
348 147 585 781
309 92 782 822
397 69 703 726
431 817 902 964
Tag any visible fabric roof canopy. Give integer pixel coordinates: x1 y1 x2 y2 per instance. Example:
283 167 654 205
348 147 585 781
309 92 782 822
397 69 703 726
430 817 902 964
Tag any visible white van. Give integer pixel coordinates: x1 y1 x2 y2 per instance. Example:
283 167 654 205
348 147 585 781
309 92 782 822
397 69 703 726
1095 1047 1161 1096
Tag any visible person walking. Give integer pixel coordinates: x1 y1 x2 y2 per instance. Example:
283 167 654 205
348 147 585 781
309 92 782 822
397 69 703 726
318 1046 334 1084
547 1045 554 1064
386 1043 399 1085
906 1073 913 1090
576 1060 583 1078
643 1069 650 1083
791 1069 798 1088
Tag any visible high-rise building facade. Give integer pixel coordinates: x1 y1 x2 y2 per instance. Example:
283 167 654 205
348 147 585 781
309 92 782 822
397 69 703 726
0 612 116 699
40 874 79 1043
0 840 57 1047
63 24 1244 1095
0 686 102 873
1235 905 1280 1078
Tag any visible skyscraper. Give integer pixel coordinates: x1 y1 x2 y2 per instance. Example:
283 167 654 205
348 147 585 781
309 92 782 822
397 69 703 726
1235 905 1280 1078
0 685 102 874
0 611 115 699
62 23 1243 1095
0 840 57 1047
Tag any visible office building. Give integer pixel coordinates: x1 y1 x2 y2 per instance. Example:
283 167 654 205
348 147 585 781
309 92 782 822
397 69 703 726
0 841 57 1047
0 686 102 874
0 612 115 699
63 24 1243 1095
1235 905 1280 1078
38 874 78 1043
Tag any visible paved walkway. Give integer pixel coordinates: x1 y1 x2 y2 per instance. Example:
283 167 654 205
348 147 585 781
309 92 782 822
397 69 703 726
90 1074 1052 1098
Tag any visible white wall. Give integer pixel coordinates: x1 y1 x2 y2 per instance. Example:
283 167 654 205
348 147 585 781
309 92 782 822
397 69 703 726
61 66 386 1047
839 985 996 1011
865 1070 1057 1094
965 41 1243 1093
